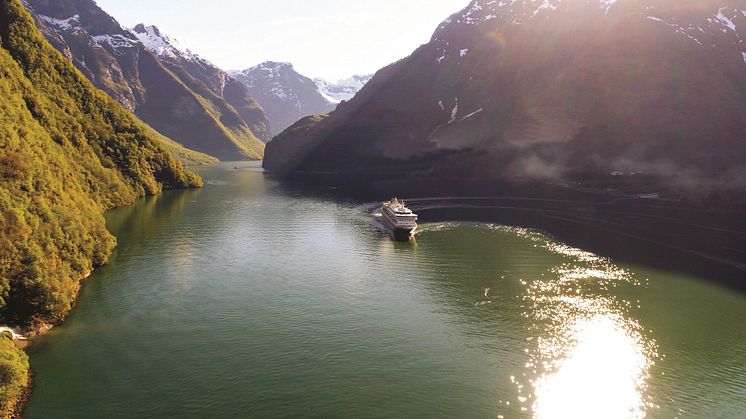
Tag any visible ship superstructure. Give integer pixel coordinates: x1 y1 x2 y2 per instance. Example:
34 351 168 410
380 198 418 241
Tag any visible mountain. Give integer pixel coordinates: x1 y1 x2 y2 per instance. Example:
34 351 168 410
264 0 746 205
23 0 267 160
231 62 335 136
314 74 373 103
0 8 198 406
231 62 371 136
130 24 271 144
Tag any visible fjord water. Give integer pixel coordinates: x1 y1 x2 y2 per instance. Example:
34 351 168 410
26 163 746 418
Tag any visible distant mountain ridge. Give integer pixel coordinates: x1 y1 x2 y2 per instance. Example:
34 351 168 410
23 0 268 159
265 0 746 205
314 74 372 103
231 62 371 136
231 62 335 136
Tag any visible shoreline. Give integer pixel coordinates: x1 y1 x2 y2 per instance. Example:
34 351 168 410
9 372 32 419
3 269 92 417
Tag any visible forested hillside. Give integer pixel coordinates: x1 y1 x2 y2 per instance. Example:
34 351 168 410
0 0 201 328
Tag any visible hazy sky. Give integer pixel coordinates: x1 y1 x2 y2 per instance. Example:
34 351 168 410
96 0 468 80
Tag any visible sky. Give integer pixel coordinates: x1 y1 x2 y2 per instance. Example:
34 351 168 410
95 0 469 81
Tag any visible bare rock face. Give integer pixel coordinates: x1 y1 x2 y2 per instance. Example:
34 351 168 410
264 0 746 204
24 0 268 159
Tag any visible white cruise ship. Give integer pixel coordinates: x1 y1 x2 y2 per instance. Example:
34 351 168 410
380 198 418 241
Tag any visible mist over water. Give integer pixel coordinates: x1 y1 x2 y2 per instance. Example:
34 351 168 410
24 162 746 418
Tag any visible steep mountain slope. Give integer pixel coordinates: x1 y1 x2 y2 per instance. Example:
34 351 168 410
131 24 271 144
23 0 266 160
0 0 200 327
231 62 371 136
231 62 336 136
314 74 372 103
265 0 746 204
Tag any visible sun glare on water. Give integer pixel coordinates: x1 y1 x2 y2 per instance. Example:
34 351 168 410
533 315 649 419
495 227 658 418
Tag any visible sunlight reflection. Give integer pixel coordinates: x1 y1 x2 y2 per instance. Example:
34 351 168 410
490 225 658 418
533 315 649 419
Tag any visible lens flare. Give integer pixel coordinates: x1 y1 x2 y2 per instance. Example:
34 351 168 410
485 30 507 50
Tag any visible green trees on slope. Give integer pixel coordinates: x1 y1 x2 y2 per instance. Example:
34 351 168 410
0 0 201 324
0 333 27 416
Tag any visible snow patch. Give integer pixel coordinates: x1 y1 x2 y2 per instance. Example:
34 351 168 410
463 1 484 24
463 0 502 24
530 1 558 19
449 98 459 123
38 14 80 31
270 86 291 100
599 0 618 14
646 16 704 46
131 24 194 59
463 108 484 119
316 87 340 105
460 48 469 57
91 34 134 51
715 8 736 31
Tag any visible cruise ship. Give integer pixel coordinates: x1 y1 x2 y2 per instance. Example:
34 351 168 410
380 198 418 241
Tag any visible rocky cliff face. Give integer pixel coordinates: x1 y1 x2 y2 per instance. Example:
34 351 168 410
264 0 746 203
24 0 267 160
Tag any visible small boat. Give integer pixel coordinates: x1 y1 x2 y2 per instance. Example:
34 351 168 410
380 198 418 241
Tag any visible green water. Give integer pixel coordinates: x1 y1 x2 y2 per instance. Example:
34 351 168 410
25 162 746 418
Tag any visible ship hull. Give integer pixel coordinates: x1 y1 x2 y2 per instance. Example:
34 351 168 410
381 214 416 242
390 227 415 242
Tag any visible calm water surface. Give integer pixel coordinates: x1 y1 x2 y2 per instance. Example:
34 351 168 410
25 162 746 418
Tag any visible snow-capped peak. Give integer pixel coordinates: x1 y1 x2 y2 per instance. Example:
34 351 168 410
243 61 294 75
230 62 370 106
432 0 745 60
232 62 296 86
436 0 636 30
230 61 303 103
313 75 372 103
130 24 193 59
